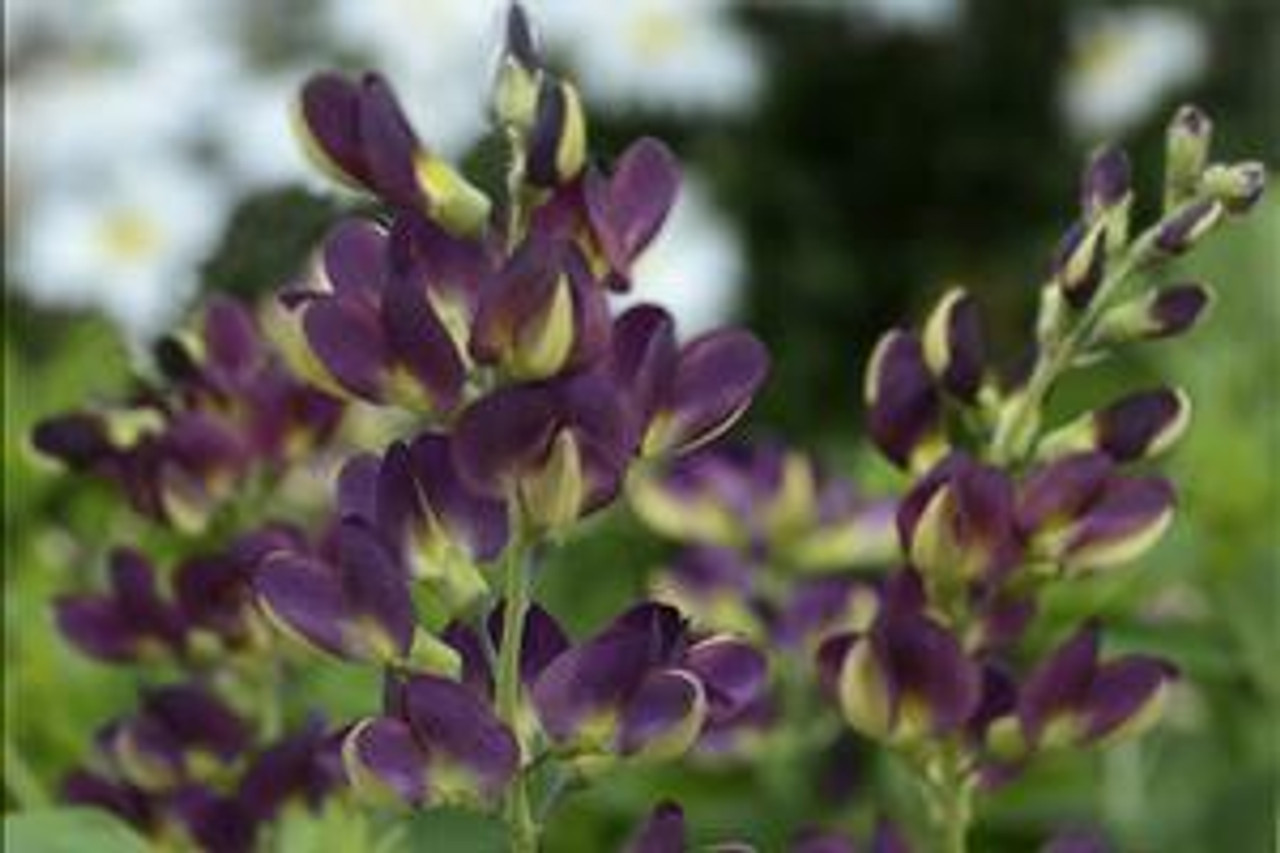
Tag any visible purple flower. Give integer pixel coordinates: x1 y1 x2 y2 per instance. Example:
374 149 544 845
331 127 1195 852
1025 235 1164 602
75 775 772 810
611 304 769 457
1039 387 1191 463
922 287 986 403
864 329 945 471
287 218 471 411
1017 453 1176 574
453 371 637 530
631 443 897 571
1017 623 1177 750
297 71 490 234
896 453 1022 586
531 603 767 760
582 138 680 292
342 673 519 808
817 572 982 743
470 234 610 381
358 431 510 612
791 818 912 853
441 602 570 702
253 517 414 663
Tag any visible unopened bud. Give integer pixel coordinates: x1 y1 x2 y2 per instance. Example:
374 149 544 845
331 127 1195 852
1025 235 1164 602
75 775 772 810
1164 105 1213 211
1081 145 1131 221
1092 282 1214 345
922 287 985 402
1155 200 1223 255
1052 221 1106 309
1201 161 1267 214
526 76 588 188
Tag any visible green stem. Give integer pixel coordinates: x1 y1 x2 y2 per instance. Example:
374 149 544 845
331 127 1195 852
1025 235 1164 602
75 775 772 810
919 748 974 853
496 533 538 852
990 223 1164 466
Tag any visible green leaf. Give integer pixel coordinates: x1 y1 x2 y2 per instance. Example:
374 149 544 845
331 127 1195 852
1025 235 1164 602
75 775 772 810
3 809 150 853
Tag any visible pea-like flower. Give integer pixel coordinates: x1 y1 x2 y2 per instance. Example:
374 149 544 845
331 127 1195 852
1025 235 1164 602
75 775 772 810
817 573 982 745
531 603 767 762
611 304 769 457
631 443 896 572
253 517 415 664
342 673 519 810
296 71 490 234
1015 623 1177 750
1036 386 1191 463
1016 452 1175 574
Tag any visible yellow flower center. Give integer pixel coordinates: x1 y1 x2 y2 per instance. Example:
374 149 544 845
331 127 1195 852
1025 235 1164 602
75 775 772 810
99 209 161 262
629 11 687 60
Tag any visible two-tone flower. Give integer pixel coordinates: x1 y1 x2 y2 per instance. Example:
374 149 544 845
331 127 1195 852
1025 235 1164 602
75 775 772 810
1016 452 1175 574
252 517 415 664
341 673 519 810
1014 623 1177 751
531 603 766 762
610 304 768 457
865 287 987 471
1036 386 1191 463
56 539 270 665
296 71 490 234
817 572 982 745
631 443 896 572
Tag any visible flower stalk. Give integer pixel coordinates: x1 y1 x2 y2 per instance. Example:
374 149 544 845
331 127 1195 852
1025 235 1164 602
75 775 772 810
496 528 538 852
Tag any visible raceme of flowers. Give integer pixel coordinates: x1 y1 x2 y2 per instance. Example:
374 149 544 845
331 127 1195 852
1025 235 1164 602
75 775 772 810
31 4 1267 852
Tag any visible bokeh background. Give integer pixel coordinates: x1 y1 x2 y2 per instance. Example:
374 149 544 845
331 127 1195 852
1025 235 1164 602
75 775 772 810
5 0 1278 850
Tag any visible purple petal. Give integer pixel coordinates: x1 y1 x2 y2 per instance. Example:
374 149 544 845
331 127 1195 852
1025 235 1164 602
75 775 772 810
408 432 510 562
656 330 769 454
681 636 767 723
203 296 262 383
321 219 388 295
865 330 941 469
55 598 138 662
255 553 350 658
380 267 466 411
63 770 151 827
1018 624 1099 741
401 674 519 800
356 73 421 206
453 384 558 497
1063 476 1175 568
302 296 388 401
611 304 678 427
486 602 571 687
144 684 250 762
299 73 367 184
345 716 429 806
1082 655 1176 741
814 632 857 696
1147 283 1211 339
1093 388 1188 462
335 519 414 658
109 549 185 650
32 412 113 469
336 453 380 523
585 138 680 285
617 669 705 755
877 609 981 735
1017 452 1114 534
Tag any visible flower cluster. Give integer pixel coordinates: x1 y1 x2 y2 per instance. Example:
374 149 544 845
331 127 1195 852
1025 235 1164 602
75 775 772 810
34 297 343 531
822 104 1265 848
63 684 343 853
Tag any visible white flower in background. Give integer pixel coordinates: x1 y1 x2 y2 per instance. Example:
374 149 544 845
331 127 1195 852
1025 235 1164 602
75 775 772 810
14 159 229 340
617 178 745 336
538 0 761 115
320 0 505 157
1063 6 1209 139
826 0 961 33
217 71 322 190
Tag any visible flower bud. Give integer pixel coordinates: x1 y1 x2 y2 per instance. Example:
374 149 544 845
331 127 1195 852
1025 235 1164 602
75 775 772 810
922 287 985 402
865 330 946 471
519 428 587 532
492 4 542 132
1155 200 1224 255
1081 145 1131 221
413 153 493 237
1164 105 1212 210
897 455 1020 586
1037 387 1191 463
526 75 588 189
1201 161 1267 214
1091 282 1214 344
1051 221 1106 309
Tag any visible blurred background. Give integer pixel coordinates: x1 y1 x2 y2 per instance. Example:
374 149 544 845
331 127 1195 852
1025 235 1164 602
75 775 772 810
5 0 1278 850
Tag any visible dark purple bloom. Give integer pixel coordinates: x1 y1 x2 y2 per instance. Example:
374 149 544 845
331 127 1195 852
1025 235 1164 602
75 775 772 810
632 443 897 571
525 75 588 189
1144 283 1213 339
291 218 469 411
897 453 1022 584
470 234 609 380
922 287 986 402
297 72 490 232
56 548 186 663
1018 624 1177 749
583 138 680 292
1051 220 1107 310
531 603 766 759
611 304 769 457
1090 387 1190 462
363 431 509 611
453 371 637 529
818 571 981 743
235 718 345 823
1155 200 1224 254
254 517 414 663
864 330 944 471
441 602 570 700
343 673 519 808
625 801 688 853
1017 453 1175 573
